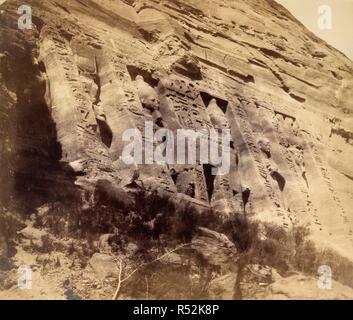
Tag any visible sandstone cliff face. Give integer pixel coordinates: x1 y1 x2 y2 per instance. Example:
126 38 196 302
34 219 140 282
1 0 353 299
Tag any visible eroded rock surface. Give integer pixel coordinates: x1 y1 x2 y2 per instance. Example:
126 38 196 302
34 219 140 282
1 0 353 299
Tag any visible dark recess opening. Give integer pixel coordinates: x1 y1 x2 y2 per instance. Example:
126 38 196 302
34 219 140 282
203 164 216 203
93 57 101 105
93 57 113 148
172 58 202 81
200 92 228 114
271 172 286 192
302 172 309 188
7 53 78 215
170 168 178 185
242 187 250 213
186 183 196 198
97 119 113 148
126 65 159 87
155 118 164 127
31 16 45 33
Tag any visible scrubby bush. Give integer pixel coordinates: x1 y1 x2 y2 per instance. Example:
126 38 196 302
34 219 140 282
227 213 353 289
0 208 23 270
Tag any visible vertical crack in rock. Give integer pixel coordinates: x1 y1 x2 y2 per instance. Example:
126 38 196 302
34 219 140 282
93 55 113 149
203 164 216 203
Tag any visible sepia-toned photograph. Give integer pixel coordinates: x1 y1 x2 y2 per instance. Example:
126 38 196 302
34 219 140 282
0 0 353 302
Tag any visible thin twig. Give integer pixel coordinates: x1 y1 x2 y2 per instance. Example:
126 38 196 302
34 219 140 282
112 243 191 300
145 276 149 300
112 259 123 300
123 243 190 283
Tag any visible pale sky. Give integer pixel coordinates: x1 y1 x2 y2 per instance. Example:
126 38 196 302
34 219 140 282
276 0 353 60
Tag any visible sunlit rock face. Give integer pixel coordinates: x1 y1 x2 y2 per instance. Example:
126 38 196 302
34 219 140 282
1 0 353 298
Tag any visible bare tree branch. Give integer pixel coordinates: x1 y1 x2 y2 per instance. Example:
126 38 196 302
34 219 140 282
112 242 191 300
112 259 123 300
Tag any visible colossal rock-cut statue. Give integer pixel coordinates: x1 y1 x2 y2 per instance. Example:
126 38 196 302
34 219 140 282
257 137 271 158
257 136 285 191
289 146 306 175
156 78 182 130
92 102 106 122
135 75 160 112
207 98 229 129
